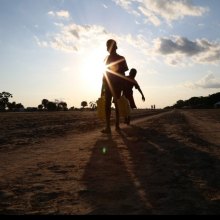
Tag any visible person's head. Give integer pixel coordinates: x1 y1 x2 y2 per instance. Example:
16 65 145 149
129 68 137 78
106 39 117 53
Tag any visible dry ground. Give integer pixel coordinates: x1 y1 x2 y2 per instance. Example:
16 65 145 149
0 109 220 215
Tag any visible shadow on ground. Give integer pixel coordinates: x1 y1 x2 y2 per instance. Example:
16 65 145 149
82 114 220 215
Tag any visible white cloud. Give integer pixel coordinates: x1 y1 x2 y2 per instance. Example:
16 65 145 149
123 34 149 53
54 22 64 27
114 0 133 10
48 11 55 16
184 73 220 89
48 10 70 19
112 0 208 26
114 0 141 16
35 21 150 56
35 23 111 52
102 4 108 9
35 19 220 66
56 10 70 18
34 36 48 48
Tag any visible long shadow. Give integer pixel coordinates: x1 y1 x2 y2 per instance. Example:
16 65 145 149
118 125 220 215
82 134 152 215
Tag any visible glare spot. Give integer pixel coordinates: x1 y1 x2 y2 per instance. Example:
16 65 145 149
102 147 107 154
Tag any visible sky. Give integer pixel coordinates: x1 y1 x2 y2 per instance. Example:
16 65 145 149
0 0 220 109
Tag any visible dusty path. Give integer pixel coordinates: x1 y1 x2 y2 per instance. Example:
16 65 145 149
182 110 220 146
0 110 220 214
0 112 169 215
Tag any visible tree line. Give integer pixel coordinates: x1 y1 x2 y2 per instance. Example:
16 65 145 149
166 92 220 109
1 91 219 112
0 91 97 112
0 92 24 112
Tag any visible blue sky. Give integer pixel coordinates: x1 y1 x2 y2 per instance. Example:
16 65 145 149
0 0 220 109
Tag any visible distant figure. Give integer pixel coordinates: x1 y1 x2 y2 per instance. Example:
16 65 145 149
151 105 156 110
123 68 145 125
101 39 129 133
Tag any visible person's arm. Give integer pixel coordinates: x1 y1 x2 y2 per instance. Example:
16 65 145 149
120 56 129 75
136 84 145 102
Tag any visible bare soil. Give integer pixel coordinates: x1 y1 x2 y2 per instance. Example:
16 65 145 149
0 109 220 215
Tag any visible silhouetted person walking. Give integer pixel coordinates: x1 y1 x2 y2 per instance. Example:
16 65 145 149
123 68 145 125
101 39 129 133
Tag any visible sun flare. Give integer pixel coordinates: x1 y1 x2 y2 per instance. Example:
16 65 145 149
81 49 107 90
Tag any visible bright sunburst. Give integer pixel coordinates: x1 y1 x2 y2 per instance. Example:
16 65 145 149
80 48 107 90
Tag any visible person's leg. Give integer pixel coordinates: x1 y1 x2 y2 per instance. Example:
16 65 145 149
114 87 122 130
115 100 120 130
102 88 112 133
123 92 129 124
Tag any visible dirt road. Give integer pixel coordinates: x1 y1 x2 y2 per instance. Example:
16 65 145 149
0 110 220 214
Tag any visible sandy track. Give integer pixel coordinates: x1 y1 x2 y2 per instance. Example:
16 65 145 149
0 110 220 214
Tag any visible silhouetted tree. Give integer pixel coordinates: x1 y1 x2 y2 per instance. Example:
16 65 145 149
38 104 43 110
69 106 75 111
174 100 185 109
208 93 220 106
40 99 69 111
58 102 68 111
7 101 24 111
7 102 16 111
171 92 220 109
42 99 49 110
15 103 24 109
188 97 201 107
81 101 88 109
47 102 57 111
0 91 13 111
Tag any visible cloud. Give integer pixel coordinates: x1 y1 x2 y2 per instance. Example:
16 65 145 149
102 4 108 9
35 21 150 56
36 17 220 66
123 34 149 53
56 10 70 18
34 36 48 48
155 37 205 56
184 73 220 89
48 10 70 19
112 0 208 26
154 36 220 65
48 11 55 16
36 22 111 52
114 0 133 10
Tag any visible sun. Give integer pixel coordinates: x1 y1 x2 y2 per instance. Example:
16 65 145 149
80 48 107 90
